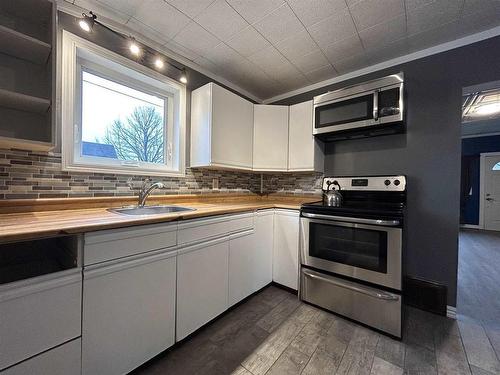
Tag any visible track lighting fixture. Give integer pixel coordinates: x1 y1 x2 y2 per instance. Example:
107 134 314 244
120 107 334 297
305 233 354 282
79 11 96 33
180 68 188 84
154 58 164 70
129 38 141 56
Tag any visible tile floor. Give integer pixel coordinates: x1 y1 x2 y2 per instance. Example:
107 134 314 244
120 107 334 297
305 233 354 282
133 284 500 375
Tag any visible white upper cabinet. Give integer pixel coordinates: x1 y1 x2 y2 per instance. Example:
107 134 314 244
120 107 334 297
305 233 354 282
288 100 324 172
253 105 289 171
190 83 253 170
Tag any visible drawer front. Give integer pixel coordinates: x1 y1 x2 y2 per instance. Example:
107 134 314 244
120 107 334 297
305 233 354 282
178 212 253 246
300 268 401 337
84 222 177 265
1 338 81 375
0 270 82 370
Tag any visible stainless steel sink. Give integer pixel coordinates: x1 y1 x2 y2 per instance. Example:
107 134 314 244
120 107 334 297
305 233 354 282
108 205 195 216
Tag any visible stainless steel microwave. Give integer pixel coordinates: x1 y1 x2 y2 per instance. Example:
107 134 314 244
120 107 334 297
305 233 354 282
313 73 404 139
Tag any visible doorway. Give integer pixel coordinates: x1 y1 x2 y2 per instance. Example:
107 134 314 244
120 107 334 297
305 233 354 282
458 82 500 329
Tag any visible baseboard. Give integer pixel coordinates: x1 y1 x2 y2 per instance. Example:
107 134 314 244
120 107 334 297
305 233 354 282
271 281 298 295
460 224 482 229
446 305 457 319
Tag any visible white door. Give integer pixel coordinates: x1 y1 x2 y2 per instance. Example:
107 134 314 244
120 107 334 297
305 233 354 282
82 251 177 375
176 237 229 340
483 155 500 231
288 100 315 171
273 210 300 290
253 104 289 171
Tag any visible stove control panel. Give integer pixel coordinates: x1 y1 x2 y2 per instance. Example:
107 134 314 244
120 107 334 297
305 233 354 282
323 176 406 191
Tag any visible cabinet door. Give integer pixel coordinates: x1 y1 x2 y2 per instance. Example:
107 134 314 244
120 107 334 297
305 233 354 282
211 83 254 169
253 105 289 171
82 251 177 375
177 237 229 340
228 212 273 307
273 210 300 290
288 100 323 171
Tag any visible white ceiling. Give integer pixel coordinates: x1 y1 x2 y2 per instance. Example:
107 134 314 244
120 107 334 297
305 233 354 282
63 0 500 101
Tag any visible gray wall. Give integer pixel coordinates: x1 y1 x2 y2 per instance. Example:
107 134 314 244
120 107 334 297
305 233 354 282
275 36 500 307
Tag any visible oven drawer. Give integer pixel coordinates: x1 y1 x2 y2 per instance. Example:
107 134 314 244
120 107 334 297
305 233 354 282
300 268 401 337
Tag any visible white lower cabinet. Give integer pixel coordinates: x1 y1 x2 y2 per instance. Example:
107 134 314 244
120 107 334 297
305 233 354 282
273 209 300 290
0 270 82 371
176 237 229 341
1 338 81 375
82 250 177 375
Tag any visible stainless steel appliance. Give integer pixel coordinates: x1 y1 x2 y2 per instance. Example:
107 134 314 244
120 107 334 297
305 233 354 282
313 74 404 141
299 175 406 337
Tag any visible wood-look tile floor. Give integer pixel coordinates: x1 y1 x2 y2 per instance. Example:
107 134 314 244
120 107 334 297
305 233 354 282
132 284 500 375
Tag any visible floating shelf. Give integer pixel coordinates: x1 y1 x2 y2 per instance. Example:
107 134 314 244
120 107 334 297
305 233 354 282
0 24 51 65
0 88 50 114
0 136 54 152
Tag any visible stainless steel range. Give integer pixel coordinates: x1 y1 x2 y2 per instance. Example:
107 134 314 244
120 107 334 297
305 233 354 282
299 175 406 337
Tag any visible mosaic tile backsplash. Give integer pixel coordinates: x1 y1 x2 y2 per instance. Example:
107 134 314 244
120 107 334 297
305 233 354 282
0 148 323 199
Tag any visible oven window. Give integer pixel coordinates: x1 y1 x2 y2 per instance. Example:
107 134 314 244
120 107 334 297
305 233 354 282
309 223 387 273
315 94 374 128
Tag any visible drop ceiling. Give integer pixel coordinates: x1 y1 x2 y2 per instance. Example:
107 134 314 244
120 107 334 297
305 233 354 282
63 0 500 101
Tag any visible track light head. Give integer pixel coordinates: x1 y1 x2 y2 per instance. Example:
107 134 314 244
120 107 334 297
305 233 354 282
180 68 188 84
129 38 141 56
79 11 96 33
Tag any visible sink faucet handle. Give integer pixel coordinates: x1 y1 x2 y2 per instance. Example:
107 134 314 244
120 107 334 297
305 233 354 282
126 178 135 190
141 178 151 190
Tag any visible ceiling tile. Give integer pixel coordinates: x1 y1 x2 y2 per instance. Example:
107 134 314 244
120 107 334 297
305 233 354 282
94 0 141 17
407 0 463 36
227 0 285 24
276 73 311 92
195 0 248 41
164 39 202 62
462 7 500 33
290 49 331 74
322 35 364 64
133 0 191 40
349 0 405 30
332 52 369 74
172 22 221 56
364 37 409 64
304 64 338 83
166 0 215 18
406 19 468 52
359 14 407 50
274 30 318 61
307 7 358 48
193 56 220 74
248 45 289 72
253 4 305 44
286 0 348 27
463 0 500 15
74 0 131 23
125 17 171 46
203 42 244 67
225 26 271 57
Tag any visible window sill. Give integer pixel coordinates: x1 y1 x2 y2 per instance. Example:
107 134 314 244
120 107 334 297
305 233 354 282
62 164 186 178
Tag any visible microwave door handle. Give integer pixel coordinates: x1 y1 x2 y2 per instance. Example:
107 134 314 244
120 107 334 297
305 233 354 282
373 90 379 121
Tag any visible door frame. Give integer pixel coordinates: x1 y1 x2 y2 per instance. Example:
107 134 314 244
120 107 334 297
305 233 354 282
479 152 500 229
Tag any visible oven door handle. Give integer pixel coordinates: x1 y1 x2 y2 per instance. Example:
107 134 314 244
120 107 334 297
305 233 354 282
303 269 399 301
301 212 400 226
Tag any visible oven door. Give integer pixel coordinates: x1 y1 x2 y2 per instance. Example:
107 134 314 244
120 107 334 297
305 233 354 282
300 215 402 290
313 91 377 135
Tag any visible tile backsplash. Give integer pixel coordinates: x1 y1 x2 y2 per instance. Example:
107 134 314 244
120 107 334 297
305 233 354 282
0 148 323 199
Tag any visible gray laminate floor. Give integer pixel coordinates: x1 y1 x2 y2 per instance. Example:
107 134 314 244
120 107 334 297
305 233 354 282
458 229 500 325
133 284 500 375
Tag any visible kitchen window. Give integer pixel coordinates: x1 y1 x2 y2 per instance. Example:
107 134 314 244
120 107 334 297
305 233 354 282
61 31 186 176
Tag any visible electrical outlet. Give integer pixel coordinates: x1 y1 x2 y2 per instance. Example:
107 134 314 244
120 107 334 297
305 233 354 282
212 178 219 190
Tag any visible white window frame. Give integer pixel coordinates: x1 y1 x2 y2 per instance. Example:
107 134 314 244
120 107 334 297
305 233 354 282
61 30 186 176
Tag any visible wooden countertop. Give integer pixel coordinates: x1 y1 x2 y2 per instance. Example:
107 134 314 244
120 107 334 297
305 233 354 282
0 194 320 243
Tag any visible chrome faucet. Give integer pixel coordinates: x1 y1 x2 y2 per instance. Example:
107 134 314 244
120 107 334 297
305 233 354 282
136 179 165 207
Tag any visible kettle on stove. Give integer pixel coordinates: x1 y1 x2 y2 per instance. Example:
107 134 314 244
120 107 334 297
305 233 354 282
324 180 343 207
